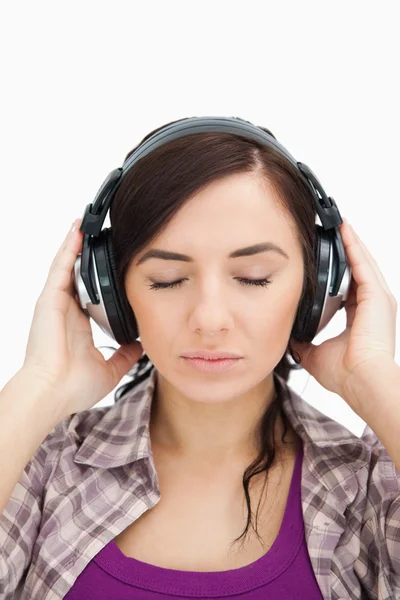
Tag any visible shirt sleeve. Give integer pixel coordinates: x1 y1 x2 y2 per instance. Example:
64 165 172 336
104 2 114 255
0 415 71 598
360 424 400 592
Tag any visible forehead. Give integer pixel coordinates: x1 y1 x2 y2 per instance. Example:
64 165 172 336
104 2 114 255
150 172 299 247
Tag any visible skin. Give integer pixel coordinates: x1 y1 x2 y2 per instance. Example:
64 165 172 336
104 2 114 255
124 171 304 470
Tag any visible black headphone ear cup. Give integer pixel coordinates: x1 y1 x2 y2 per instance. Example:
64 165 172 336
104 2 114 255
291 226 324 343
101 228 139 344
294 225 334 343
291 287 314 344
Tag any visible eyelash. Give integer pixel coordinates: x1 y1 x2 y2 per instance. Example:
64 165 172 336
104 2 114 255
147 277 273 291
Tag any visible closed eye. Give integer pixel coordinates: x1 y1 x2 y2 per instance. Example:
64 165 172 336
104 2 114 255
147 277 272 290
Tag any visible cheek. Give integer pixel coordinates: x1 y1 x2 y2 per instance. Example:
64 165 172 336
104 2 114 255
253 304 296 343
256 275 302 324
251 297 301 370
128 294 174 358
250 279 303 356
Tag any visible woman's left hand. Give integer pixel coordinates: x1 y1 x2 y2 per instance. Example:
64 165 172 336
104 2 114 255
290 218 397 407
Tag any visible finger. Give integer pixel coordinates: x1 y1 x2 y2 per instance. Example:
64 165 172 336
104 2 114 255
106 342 144 387
340 218 391 295
348 222 392 295
44 218 83 294
352 228 394 299
49 218 82 270
343 277 358 328
340 219 392 296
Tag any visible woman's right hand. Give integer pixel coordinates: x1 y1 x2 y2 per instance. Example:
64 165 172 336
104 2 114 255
19 218 143 419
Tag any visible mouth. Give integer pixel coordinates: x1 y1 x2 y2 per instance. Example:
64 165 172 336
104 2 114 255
181 351 243 360
181 356 243 373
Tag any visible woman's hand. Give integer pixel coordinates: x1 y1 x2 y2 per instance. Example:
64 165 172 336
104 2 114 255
290 218 397 410
20 218 143 419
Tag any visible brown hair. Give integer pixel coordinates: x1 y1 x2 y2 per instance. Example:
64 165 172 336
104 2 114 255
110 118 317 550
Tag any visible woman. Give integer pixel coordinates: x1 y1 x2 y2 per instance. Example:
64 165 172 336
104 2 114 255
0 116 399 599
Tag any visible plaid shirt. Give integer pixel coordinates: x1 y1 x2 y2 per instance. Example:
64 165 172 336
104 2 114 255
1 367 399 599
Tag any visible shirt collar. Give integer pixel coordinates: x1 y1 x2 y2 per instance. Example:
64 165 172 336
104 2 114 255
73 366 369 479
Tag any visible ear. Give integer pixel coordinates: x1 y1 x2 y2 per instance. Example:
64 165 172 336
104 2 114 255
287 337 303 365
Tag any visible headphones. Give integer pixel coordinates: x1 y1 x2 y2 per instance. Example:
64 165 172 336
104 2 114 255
73 115 352 346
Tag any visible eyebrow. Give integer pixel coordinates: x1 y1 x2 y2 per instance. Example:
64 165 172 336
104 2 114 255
136 242 289 266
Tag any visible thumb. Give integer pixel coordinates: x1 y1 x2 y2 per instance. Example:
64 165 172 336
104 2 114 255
106 341 144 386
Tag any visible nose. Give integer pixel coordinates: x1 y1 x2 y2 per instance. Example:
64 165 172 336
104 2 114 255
188 280 235 334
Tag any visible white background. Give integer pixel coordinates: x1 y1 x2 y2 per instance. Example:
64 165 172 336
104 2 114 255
0 1 398 437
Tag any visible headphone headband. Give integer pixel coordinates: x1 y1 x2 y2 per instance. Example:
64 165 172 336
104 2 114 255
87 116 343 234
121 116 297 172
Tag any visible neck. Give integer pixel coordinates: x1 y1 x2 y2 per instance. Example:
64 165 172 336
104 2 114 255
148 369 295 464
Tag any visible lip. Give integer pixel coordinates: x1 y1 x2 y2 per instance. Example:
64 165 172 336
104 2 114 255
181 350 243 359
181 357 242 372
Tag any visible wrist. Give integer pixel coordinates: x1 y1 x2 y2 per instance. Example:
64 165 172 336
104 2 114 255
342 358 400 419
10 368 68 426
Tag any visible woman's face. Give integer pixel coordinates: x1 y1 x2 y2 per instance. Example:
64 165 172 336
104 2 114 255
125 172 305 404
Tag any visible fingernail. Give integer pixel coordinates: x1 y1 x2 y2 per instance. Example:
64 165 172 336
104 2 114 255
70 218 80 234
343 217 352 229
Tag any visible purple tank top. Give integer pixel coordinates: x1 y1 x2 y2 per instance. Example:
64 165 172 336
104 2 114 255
65 438 323 598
